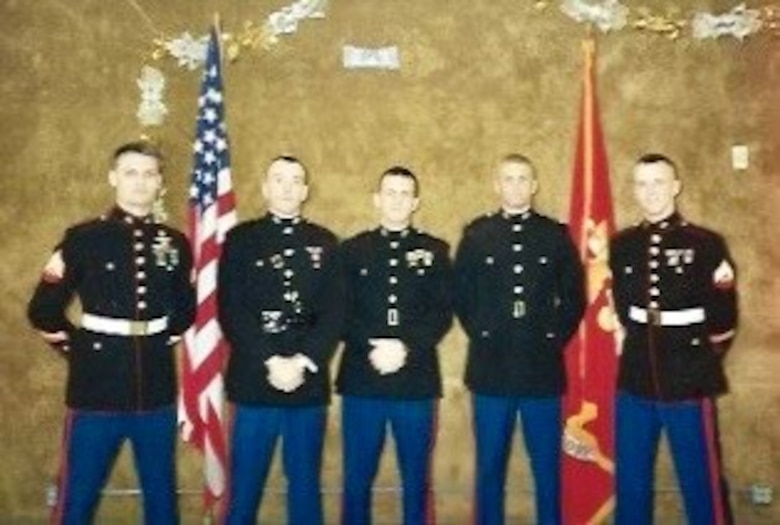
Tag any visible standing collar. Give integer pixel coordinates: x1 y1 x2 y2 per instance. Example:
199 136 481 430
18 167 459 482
500 208 533 223
641 212 685 231
379 226 412 238
107 206 154 226
268 212 302 225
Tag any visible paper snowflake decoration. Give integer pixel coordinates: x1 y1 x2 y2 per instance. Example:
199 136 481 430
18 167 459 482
136 66 168 127
692 3 761 41
560 0 628 33
164 32 209 70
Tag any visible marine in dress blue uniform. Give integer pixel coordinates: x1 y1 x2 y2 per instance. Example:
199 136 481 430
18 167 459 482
336 166 453 525
218 156 345 525
609 154 738 525
27 142 196 525
454 155 586 525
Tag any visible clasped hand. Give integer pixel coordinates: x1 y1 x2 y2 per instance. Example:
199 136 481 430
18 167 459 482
368 338 408 375
265 354 318 393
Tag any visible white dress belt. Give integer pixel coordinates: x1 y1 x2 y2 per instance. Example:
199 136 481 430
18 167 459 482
628 306 705 327
81 313 169 336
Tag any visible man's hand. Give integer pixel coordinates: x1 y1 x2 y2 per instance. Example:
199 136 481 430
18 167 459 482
38 330 70 351
709 330 735 357
368 338 408 375
39 330 69 344
42 251 65 283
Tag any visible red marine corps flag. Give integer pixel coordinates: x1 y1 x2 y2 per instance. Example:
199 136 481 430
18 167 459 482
179 25 237 515
561 38 619 524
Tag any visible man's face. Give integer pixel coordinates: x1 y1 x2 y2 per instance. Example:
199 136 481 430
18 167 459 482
262 159 308 217
494 160 537 213
632 161 680 222
109 152 162 214
373 174 419 229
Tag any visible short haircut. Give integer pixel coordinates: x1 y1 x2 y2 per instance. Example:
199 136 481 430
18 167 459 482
636 153 678 178
379 165 419 197
269 155 308 183
498 153 536 177
112 141 164 172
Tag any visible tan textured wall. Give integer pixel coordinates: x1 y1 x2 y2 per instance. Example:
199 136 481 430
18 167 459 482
1 0 778 523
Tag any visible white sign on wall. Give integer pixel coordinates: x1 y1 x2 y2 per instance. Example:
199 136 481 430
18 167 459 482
342 45 401 70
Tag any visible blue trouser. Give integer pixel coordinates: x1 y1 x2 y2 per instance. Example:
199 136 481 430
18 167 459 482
225 404 326 525
472 394 562 525
341 397 437 525
53 406 178 525
615 392 733 525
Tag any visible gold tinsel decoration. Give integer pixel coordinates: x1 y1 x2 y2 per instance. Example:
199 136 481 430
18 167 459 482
631 7 687 40
149 20 279 65
222 21 278 62
530 1 780 40
760 5 780 36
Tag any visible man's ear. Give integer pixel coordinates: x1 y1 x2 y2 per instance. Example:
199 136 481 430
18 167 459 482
300 184 310 204
261 180 269 200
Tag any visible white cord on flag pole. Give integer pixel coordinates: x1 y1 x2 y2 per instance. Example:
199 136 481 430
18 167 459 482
124 0 163 36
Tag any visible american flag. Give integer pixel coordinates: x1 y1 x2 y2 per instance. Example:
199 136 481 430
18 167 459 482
179 26 236 512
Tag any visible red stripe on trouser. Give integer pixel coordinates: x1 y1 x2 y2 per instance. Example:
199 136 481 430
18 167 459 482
216 402 236 525
469 397 477 525
51 410 74 525
425 402 439 525
702 398 726 525
339 401 344 525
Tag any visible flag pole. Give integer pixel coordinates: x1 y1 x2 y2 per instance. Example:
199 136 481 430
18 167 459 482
184 12 235 525
562 28 618 524
207 24 221 525
213 12 223 63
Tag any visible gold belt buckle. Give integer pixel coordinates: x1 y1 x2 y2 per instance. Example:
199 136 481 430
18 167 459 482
513 300 526 319
647 308 662 326
128 321 149 336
